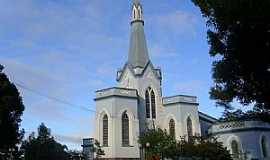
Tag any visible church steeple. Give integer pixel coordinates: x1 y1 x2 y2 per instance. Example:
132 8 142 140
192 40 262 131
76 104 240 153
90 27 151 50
128 0 150 69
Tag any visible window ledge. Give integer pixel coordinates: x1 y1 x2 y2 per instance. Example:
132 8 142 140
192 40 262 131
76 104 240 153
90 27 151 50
122 145 134 147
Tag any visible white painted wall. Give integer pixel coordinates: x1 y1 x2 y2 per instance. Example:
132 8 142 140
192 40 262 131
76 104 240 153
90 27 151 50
95 95 140 159
117 63 201 139
118 63 163 132
210 121 270 160
162 103 201 140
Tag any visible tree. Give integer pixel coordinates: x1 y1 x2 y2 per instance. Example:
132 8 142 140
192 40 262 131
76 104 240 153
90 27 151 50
138 128 177 160
67 150 85 160
138 128 232 160
92 140 105 159
21 123 69 160
0 64 25 160
183 136 232 160
220 108 270 123
191 0 270 110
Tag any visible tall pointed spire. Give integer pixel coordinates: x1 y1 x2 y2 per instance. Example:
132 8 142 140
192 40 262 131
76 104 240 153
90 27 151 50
128 0 150 68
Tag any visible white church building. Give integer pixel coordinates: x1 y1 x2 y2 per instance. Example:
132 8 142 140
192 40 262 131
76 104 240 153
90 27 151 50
92 1 270 160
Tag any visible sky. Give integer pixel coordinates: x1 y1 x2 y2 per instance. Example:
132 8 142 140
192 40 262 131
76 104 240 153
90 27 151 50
0 0 227 149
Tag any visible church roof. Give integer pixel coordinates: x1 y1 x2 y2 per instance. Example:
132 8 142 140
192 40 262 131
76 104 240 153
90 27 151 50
163 95 199 105
95 87 138 101
127 0 150 68
198 111 218 123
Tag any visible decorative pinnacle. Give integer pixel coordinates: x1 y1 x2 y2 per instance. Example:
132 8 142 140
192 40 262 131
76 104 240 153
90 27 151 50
131 0 143 23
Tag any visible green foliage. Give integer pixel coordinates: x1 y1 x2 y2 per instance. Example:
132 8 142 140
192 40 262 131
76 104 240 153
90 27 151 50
67 150 85 160
0 64 25 160
21 123 69 160
92 140 105 159
138 128 177 159
138 129 232 160
220 108 270 123
181 136 232 160
191 0 270 110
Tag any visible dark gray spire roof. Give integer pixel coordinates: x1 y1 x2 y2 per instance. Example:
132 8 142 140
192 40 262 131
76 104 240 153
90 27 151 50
128 1 150 68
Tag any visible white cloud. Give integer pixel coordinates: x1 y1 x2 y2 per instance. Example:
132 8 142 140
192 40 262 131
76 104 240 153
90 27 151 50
0 0 118 59
0 57 58 91
0 55 96 133
0 43 103 146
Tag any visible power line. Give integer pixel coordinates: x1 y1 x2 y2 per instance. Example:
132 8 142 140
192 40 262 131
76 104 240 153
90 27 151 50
14 82 96 113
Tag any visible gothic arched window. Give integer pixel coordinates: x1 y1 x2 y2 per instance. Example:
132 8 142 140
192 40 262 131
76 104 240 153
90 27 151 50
145 90 150 118
102 114 108 146
261 136 268 158
169 119 175 138
231 140 240 158
122 112 129 147
151 90 156 119
187 117 193 141
145 88 157 119
133 8 136 19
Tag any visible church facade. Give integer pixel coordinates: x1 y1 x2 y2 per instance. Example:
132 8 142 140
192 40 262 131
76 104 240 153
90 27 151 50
93 1 270 160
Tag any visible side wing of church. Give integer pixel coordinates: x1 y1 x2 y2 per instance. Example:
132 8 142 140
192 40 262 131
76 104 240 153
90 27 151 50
92 1 270 160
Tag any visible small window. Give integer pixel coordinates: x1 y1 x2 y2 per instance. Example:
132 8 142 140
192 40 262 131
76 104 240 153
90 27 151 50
122 112 129 147
151 90 156 119
103 114 108 146
231 140 240 158
133 7 136 19
169 119 175 138
187 117 193 141
261 136 268 158
145 90 150 118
